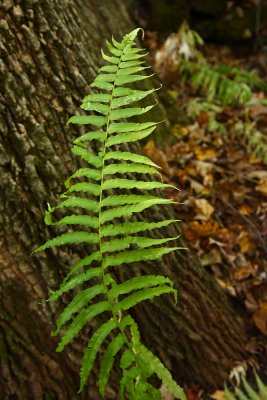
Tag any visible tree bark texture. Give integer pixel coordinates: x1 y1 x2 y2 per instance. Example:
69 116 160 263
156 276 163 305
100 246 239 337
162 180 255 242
0 1 249 399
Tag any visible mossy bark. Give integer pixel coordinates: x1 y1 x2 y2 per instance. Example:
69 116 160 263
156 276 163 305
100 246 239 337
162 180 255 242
0 0 248 398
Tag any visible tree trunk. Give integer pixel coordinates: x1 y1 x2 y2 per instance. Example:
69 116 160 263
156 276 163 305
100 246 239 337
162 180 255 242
0 1 248 398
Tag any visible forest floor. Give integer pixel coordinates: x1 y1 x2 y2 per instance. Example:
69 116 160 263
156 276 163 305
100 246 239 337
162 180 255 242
142 31 267 400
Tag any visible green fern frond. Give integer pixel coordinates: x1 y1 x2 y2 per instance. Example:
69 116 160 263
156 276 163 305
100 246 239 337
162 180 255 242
180 60 252 106
225 374 267 400
33 28 185 400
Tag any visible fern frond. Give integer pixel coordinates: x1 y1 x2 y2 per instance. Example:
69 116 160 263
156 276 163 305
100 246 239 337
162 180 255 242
101 220 179 237
100 199 175 223
65 252 101 280
137 344 186 400
98 333 126 397
225 374 267 400
79 318 117 392
104 151 160 167
48 267 102 301
56 301 111 352
34 27 185 399
108 275 173 299
64 181 101 196
102 178 176 191
32 231 98 254
53 284 106 335
102 247 180 268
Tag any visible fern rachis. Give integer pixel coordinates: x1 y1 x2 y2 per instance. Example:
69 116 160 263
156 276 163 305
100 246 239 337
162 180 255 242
33 28 185 400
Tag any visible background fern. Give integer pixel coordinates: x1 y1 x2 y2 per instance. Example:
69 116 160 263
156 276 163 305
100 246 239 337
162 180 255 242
33 28 185 399
225 374 267 400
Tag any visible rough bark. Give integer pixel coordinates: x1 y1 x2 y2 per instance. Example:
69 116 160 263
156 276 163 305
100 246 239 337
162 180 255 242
0 1 249 399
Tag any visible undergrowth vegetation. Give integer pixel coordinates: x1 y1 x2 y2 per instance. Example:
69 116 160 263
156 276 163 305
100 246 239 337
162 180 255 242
225 374 267 400
176 24 267 164
33 28 185 400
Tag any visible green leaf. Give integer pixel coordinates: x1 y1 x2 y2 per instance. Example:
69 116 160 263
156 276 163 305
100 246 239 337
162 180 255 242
81 102 109 114
119 366 141 399
242 377 261 399
120 348 134 369
125 28 144 41
100 199 175 223
53 284 106 335
255 374 267 397
111 88 155 108
79 318 117 392
52 215 99 229
101 50 120 64
68 115 107 126
108 121 156 133
73 131 106 144
122 52 147 61
137 344 186 400
102 178 177 191
83 93 111 103
93 73 116 83
32 232 99 254
65 168 101 188
120 60 145 69
99 65 118 73
53 196 99 213
48 267 102 302
117 66 148 75
101 195 161 207
103 164 159 176
115 74 151 86
106 40 122 56
124 45 145 55
91 81 113 90
109 275 173 300
65 252 101 281
109 105 155 121
98 333 126 397
101 220 178 237
101 236 179 253
112 35 124 49
106 126 157 147
224 386 236 400
56 301 111 352
104 151 159 167
103 247 179 268
65 182 101 197
113 286 176 313
71 145 102 168
235 387 250 400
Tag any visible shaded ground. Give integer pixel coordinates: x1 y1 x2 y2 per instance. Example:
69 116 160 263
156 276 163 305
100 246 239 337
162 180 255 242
141 32 267 399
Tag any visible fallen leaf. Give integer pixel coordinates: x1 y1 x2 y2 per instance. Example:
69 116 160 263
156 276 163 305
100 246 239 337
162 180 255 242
193 160 214 177
189 179 205 194
201 249 222 266
239 204 253 215
194 145 217 161
255 179 267 197
217 279 236 296
172 124 189 138
194 199 215 220
143 140 172 175
234 262 256 281
209 390 227 400
186 383 201 400
215 227 236 245
187 220 218 237
237 231 255 253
